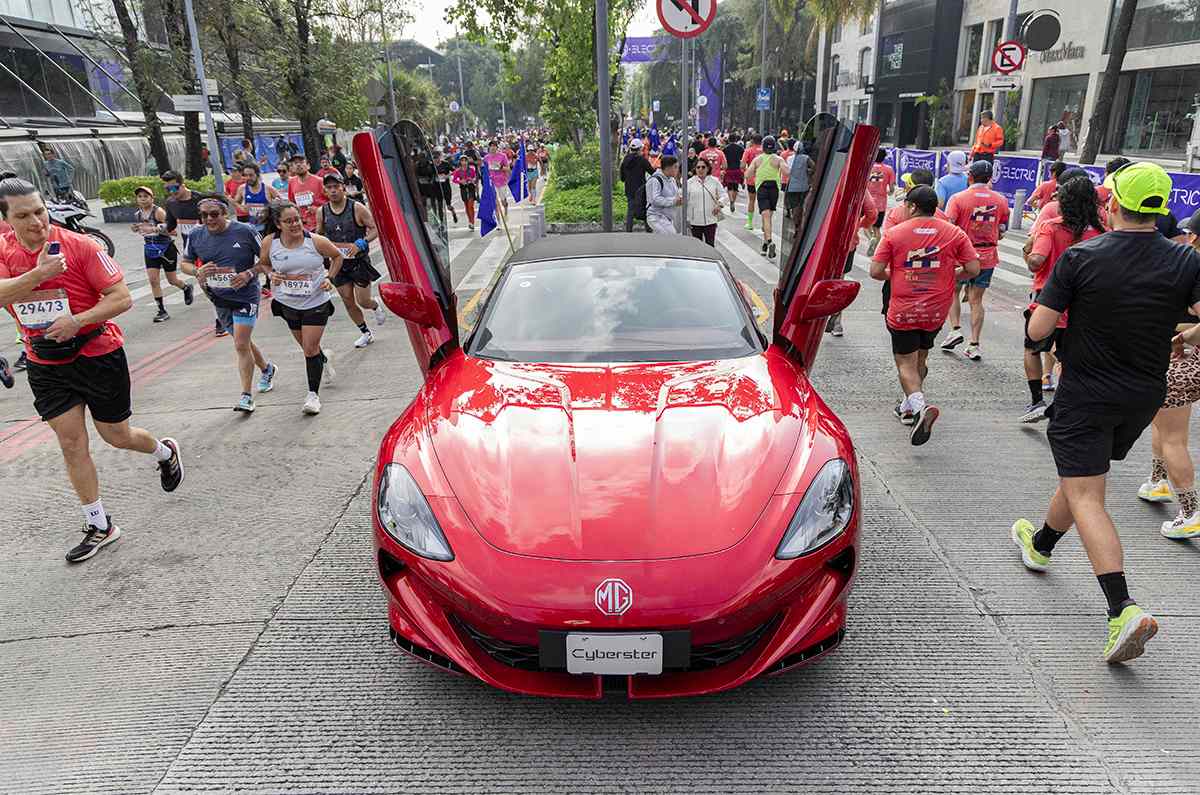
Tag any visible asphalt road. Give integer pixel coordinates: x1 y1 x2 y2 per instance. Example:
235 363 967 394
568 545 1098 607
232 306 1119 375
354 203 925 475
1 196 1197 794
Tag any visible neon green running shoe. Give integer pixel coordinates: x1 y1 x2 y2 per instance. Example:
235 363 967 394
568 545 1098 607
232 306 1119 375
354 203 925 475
1104 604 1158 664
1010 519 1051 572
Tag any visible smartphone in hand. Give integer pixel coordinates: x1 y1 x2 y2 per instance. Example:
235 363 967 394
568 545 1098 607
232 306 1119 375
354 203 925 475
47 241 61 256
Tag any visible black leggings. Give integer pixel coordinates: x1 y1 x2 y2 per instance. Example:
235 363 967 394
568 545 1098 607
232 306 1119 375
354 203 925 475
690 224 716 246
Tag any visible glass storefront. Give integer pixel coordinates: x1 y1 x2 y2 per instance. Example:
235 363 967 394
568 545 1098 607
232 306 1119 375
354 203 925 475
1023 74 1088 151
955 89 975 142
1108 0 1200 50
1106 66 1200 157
856 100 870 123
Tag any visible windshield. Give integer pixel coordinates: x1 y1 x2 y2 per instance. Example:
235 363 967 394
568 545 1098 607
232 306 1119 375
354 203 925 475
466 256 763 363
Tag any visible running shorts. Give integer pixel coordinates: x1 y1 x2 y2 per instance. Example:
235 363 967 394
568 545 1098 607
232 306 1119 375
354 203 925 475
26 347 132 423
215 301 259 333
1047 399 1159 478
1023 307 1062 353
785 191 807 212
333 257 382 289
887 326 937 356
723 169 744 190
271 299 335 330
144 241 179 272
756 182 780 213
958 268 994 289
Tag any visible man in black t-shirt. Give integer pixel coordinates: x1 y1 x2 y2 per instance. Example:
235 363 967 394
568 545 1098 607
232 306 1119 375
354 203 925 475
1011 162 1200 664
721 134 746 211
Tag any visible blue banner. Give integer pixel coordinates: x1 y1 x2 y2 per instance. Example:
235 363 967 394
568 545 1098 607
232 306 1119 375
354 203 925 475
991 154 1041 206
1169 173 1200 223
895 148 937 178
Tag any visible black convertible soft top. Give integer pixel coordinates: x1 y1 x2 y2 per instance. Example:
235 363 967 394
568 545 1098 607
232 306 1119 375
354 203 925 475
506 232 725 266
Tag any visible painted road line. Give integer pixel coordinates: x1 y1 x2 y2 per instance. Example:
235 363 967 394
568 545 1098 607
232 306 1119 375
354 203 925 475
456 232 512 292
716 227 779 286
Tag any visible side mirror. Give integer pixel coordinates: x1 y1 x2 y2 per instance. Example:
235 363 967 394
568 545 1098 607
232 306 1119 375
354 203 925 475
798 279 860 321
379 282 444 328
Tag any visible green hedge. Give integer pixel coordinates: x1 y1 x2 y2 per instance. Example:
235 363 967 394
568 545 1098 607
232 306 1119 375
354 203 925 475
98 175 218 206
545 185 628 224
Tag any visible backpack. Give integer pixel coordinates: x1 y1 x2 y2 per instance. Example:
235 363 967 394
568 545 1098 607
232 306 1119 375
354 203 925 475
632 175 664 221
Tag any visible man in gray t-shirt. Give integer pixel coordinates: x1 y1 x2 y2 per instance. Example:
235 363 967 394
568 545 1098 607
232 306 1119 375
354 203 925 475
179 197 277 412
785 143 814 227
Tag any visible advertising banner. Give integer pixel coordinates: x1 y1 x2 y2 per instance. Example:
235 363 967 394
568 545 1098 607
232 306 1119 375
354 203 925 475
895 148 937 177
991 154 1041 206
1169 173 1200 223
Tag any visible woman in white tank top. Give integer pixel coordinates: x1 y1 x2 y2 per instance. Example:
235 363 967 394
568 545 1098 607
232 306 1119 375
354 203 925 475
258 201 346 415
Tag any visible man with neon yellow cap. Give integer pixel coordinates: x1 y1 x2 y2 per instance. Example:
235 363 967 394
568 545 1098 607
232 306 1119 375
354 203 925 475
1011 162 1200 664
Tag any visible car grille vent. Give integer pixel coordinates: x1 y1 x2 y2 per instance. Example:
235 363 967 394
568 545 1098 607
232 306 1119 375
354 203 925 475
768 627 846 674
455 618 542 671
389 627 464 673
688 615 780 671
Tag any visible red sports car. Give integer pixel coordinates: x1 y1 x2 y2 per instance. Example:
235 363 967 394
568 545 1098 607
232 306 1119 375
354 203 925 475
354 119 878 699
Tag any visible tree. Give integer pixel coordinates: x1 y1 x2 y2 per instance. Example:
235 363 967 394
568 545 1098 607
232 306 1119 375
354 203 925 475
206 0 259 143
1080 0 1138 164
158 0 206 179
108 0 173 174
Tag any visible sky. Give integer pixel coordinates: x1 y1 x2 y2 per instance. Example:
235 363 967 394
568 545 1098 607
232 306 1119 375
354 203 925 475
404 0 660 50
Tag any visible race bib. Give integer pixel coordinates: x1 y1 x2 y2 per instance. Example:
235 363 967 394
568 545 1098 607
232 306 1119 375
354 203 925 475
207 267 236 288
336 242 361 257
277 276 313 297
295 191 314 207
14 289 70 331
245 202 267 220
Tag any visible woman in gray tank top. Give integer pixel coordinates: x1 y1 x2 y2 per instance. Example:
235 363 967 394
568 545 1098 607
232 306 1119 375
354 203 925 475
258 201 347 415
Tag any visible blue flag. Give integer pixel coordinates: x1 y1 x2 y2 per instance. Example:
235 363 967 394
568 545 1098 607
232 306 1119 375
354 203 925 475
478 162 497 237
648 124 660 151
662 134 676 157
507 139 527 203
622 129 629 148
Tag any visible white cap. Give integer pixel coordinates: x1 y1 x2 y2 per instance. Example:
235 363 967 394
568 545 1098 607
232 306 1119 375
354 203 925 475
630 138 643 150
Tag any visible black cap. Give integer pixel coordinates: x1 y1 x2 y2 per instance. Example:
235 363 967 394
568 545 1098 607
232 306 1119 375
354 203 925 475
322 171 344 184
1184 208 1200 237
968 160 993 180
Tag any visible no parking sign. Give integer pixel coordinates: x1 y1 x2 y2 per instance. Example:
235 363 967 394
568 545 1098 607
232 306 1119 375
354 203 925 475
657 0 716 39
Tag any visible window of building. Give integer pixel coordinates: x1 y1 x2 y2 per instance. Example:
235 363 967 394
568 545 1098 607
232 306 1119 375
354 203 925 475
963 24 983 76
0 45 94 118
24 0 76 25
858 47 872 87
955 90 976 142
1107 0 1200 50
856 100 870 122
1023 74 1089 150
829 55 840 95
831 21 842 44
1105 65 1200 157
985 19 1005 73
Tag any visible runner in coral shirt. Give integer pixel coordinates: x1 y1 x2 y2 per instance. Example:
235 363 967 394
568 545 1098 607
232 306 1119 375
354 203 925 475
865 149 895 255
0 177 183 563
871 185 979 446
287 155 327 232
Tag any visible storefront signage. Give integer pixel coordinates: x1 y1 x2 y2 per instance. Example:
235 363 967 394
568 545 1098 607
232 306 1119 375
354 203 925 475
882 36 903 72
1039 41 1085 63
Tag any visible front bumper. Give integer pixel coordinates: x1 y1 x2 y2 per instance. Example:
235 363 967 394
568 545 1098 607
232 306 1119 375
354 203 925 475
375 494 858 699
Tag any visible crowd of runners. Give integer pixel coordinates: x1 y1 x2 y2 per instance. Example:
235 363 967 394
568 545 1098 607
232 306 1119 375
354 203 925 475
3 115 1200 665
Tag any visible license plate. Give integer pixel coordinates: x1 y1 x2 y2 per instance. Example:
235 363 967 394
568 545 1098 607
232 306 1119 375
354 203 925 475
565 633 663 675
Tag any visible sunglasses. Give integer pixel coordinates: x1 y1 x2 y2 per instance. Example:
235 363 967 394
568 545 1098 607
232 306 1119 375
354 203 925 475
200 209 225 218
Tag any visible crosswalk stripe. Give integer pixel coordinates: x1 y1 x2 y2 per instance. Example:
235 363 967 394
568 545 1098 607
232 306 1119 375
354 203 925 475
456 232 513 291
715 227 779 286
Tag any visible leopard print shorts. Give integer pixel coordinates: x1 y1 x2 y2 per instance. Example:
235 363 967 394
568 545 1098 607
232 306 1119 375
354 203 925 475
1164 349 1200 409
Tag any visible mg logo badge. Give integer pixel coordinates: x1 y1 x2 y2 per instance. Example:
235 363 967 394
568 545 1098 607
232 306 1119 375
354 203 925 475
594 578 633 616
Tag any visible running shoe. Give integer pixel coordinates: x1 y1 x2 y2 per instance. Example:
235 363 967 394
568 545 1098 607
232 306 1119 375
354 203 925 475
1019 401 1048 423
910 405 939 446
234 393 255 413
1161 511 1200 539
0 356 12 389
767 241 777 260
746 217 754 231
829 316 844 337
964 343 981 361
373 302 387 326
1043 372 1056 392
257 362 277 393
322 348 336 385
153 308 170 323
157 438 184 492
892 402 915 426
261 286 273 300
939 330 965 350
14 351 27 372
183 283 195 306
214 319 228 338
354 330 374 348
65 518 121 563
1137 479 1173 503
1010 518 1051 572
760 241 768 257
302 392 322 415
1104 604 1157 664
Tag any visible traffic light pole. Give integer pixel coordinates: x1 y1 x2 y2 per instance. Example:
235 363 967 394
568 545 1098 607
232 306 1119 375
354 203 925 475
183 0 224 180
596 0 613 231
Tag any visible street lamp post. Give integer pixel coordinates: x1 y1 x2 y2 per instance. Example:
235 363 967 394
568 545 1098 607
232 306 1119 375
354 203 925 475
758 0 768 132
182 0 224 180
379 5 397 124
454 36 468 136
595 0 613 231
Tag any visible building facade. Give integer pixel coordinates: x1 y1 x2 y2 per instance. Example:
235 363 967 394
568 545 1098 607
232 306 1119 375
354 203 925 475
816 11 877 127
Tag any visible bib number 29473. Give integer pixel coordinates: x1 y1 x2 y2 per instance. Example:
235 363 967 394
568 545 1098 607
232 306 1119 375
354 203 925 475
14 289 70 331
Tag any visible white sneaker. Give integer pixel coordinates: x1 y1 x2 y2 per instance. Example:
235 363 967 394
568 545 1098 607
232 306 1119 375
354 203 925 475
1137 479 1174 503
1161 510 1200 539
322 348 336 384
354 331 374 348
373 303 387 326
939 330 964 350
302 392 321 415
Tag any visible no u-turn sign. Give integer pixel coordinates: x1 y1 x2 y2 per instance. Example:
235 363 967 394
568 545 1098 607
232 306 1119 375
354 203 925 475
658 0 716 39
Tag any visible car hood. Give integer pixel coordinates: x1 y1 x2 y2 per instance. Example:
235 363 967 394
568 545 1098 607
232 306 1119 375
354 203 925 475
424 351 814 561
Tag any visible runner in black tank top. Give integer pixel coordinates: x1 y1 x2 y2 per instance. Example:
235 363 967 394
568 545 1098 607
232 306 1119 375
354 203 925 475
316 172 386 348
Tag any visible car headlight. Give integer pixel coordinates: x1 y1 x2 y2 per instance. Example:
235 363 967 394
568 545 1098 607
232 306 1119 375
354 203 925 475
377 464 454 561
775 459 854 559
